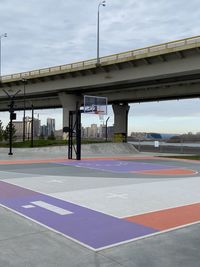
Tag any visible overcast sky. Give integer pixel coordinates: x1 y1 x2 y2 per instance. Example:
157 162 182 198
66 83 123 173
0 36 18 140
0 0 200 134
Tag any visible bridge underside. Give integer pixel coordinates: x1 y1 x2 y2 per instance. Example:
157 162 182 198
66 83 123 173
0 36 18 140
0 40 200 142
0 72 200 111
0 46 200 111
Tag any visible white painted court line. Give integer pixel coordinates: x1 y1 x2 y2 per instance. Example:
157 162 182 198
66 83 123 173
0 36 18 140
22 205 35 209
107 193 128 199
31 201 73 215
47 179 63 183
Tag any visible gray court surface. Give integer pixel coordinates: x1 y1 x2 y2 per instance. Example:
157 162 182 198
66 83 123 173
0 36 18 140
0 144 200 267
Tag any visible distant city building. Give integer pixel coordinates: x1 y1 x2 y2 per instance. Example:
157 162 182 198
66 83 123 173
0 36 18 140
130 132 147 140
13 118 115 141
130 132 176 140
54 129 63 139
101 125 114 139
82 127 90 138
40 125 48 137
47 118 55 136
89 124 98 138
13 117 40 139
81 124 114 139
25 116 41 138
146 133 162 139
12 121 23 138
98 124 103 138
33 118 41 137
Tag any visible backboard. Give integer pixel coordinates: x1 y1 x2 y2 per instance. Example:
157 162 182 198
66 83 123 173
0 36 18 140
84 95 107 115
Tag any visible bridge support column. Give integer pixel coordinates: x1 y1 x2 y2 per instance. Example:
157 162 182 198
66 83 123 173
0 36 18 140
59 93 82 129
112 103 130 142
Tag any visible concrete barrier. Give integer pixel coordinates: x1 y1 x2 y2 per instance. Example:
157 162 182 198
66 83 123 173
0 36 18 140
81 143 139 157
0 143 139 160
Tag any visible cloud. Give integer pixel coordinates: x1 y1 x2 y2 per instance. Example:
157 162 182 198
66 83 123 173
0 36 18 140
1 0 200 74
130 99 200 118
102 0 200 53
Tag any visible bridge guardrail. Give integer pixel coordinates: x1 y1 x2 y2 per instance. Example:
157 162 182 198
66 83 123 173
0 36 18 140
2 35 200 82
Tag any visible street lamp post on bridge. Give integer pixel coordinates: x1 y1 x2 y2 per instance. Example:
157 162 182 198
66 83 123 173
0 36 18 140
0 33 7 81
97 1 106 67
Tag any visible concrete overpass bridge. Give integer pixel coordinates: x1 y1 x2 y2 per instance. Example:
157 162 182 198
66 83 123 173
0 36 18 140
0 35 200 139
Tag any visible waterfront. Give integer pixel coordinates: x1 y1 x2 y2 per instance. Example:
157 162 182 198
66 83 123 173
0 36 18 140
129 141 200 154
129 141 200 147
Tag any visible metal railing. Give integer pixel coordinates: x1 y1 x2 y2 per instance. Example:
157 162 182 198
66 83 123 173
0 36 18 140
2 35 200 82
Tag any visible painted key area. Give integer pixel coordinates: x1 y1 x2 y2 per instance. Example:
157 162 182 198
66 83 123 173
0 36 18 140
0 181 157 250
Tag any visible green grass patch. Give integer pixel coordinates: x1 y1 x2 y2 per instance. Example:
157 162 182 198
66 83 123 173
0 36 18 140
159 155 200 160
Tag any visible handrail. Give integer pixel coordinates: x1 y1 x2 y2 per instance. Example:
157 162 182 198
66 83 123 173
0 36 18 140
2 35 200 82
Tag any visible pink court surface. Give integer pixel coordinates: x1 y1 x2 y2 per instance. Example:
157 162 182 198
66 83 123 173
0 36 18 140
0 155 200 251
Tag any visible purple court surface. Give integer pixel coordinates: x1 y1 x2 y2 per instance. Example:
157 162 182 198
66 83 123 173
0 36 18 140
0 181 157 250
54 159 179 173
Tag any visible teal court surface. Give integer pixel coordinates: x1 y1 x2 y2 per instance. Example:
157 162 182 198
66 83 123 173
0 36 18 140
0 153 200 266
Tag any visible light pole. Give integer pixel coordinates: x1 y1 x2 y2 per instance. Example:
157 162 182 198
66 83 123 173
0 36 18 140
22 78 27 141
105 116 110 142
3 88 21 155
0 33 7 81
97 1 106 67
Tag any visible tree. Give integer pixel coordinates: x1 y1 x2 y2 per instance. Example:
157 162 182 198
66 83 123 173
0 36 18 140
4 122 16 142
0 120 4 142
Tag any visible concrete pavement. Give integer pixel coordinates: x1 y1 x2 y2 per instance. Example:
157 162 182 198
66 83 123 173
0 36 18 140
0 144 199 266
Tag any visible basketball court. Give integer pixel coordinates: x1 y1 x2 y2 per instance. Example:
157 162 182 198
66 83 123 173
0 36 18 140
0 153 200 252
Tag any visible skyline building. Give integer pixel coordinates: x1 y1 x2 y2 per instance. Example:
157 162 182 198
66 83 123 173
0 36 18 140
13 117 41 139
47 118 55 136
25 117 41 139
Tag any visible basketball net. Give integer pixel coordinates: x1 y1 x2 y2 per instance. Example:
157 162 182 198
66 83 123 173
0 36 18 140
99 114 104 122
